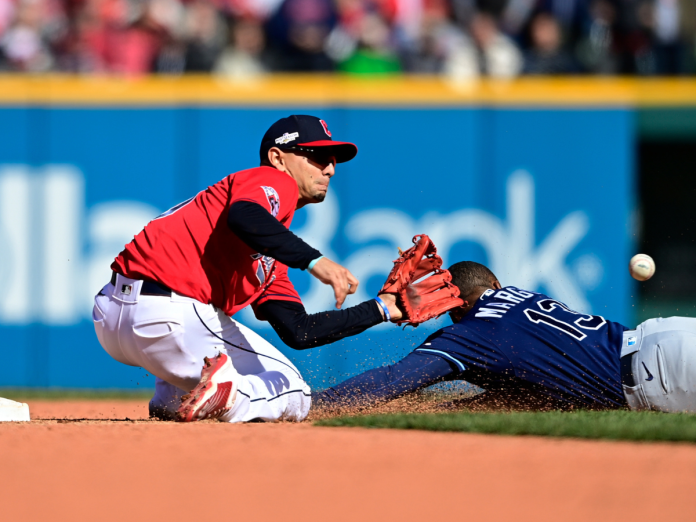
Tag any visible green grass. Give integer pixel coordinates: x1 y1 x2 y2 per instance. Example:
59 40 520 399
0 388 153 401
316 410 696 443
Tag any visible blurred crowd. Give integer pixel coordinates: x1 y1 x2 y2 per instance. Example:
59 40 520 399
0 0 694 76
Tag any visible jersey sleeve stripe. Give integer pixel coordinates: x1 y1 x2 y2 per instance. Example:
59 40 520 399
414 348 467 371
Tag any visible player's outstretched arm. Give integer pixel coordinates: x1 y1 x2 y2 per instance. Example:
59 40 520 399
258 299 384 349
313 350 459 410
309 257 359 309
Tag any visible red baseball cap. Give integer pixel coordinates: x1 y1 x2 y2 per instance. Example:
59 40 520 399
260 115 358 164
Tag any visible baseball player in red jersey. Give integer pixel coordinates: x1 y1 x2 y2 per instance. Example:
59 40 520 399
93 115 403 423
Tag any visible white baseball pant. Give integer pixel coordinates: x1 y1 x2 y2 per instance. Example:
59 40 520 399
92 274 311 423
622 317 696 413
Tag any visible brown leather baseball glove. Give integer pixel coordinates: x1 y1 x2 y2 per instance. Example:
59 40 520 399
379 234 464 326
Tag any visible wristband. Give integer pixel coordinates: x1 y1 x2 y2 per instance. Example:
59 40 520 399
307 256 324 271
374 296 391 322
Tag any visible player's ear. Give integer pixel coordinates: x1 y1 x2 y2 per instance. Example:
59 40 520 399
268 147 285 170
492 279 502 290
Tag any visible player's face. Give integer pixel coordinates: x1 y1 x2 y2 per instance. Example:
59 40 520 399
283 149 336 207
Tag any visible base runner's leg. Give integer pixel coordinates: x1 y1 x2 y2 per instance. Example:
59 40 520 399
630 317 696 413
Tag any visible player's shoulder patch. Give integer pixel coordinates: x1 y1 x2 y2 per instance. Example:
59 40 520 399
260 186 280 217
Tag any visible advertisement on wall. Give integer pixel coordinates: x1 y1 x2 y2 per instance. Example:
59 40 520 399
0 106 633 389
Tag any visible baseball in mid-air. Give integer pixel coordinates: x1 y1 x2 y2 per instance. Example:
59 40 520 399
629 254 655 281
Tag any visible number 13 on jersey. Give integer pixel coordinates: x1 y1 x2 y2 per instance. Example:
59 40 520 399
524 299 607 341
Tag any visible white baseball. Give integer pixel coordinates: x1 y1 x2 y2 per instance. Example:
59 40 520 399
629 254 655 281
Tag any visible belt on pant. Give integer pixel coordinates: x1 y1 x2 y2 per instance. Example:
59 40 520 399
111 271 172 297
620 352 637 388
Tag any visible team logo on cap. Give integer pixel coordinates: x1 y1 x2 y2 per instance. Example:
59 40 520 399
275 132 299 145
319 120 331 137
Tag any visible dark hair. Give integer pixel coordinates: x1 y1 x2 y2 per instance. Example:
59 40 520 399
448 261 498 297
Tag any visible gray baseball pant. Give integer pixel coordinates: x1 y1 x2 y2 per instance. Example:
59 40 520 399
622 317 696 413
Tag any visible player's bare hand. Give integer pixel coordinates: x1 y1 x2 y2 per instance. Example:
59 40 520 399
310 257 359 309
377 293 403 322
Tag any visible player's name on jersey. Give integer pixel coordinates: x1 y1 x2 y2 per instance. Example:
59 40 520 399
475 287 536 319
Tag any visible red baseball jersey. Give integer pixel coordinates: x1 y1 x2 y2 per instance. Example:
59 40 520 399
112 166 302 316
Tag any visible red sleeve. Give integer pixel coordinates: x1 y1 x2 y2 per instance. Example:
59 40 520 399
230 167 298 224
252 263 302 320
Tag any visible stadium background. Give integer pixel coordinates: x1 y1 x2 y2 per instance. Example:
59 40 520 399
0 0 695 391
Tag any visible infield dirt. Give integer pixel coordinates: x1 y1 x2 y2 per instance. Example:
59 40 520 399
2 400 696 522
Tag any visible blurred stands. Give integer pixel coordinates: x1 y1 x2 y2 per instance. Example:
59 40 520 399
0 0 693 76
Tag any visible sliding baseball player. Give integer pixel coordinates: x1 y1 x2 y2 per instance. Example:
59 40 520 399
316 260 696 413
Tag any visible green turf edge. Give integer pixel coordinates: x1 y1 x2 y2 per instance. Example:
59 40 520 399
0 388 153 401
315 410 696 443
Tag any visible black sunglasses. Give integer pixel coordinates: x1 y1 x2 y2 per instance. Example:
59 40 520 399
285 146 337 165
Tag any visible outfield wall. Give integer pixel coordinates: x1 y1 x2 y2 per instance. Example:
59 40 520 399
0 76 692 390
